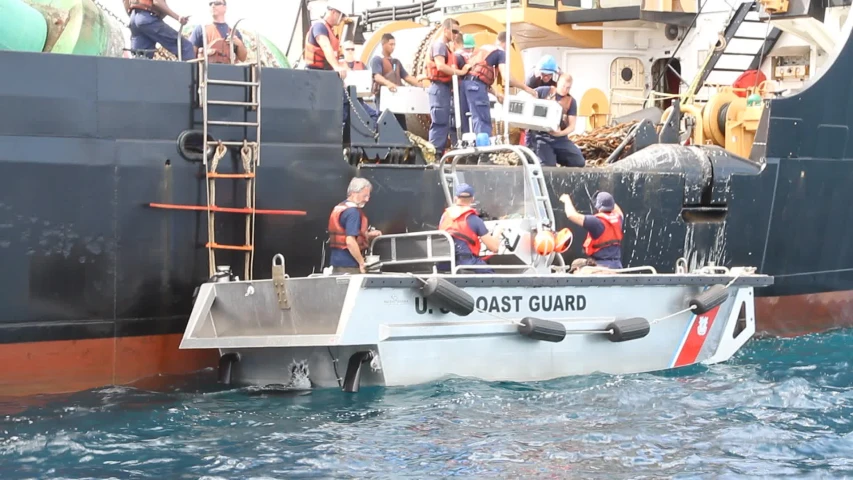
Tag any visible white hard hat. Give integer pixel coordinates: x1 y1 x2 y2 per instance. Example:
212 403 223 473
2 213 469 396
326 0 351 16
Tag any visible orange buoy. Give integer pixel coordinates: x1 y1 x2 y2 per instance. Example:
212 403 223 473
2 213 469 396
534 230 556 255
554 228 573 253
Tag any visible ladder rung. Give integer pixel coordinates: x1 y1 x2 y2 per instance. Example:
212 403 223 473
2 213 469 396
207 141 257 146
208 100 259 107
206 242 253 251
207 79 259 87
207 120 259 127
207 172 256 179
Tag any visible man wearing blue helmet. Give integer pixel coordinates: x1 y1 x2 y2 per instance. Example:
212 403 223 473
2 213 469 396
526 55 559 89
439 183 504 273
559 191 624 269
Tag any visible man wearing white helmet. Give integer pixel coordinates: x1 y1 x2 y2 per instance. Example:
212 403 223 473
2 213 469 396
303 0 350 79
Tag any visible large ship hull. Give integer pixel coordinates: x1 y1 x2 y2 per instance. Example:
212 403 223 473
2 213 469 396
1 42 852 395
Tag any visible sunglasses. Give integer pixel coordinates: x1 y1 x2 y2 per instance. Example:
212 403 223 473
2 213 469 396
344 48 355 51
209 1 225 5
451 29 460 34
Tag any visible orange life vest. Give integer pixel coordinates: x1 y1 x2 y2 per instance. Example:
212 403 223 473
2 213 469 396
328 201 369 251
126 0 155 13
439 205 481 256
205 24 232 64
466 44 499 86
303 20 339 70
583 212 623 256
425 40 453 84
373 56 403 95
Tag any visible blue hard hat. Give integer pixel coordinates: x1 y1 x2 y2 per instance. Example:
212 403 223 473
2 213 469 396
455 183 475 197
537 55 558 75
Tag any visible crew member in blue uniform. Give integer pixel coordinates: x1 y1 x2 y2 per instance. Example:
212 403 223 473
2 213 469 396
124 0 193 60
439 183 504 273
559 191 624 269
303 0 351 126
328 178 383 274
530 74 585 167
425 19 470 157
526 55 559 89
450 33 475 140
462 31 536 137
188 0 247 64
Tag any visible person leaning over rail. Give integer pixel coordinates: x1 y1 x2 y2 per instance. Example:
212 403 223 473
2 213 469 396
438 183 504 274
328 178 383 275
124 0 193 60
188 0 247 64
559 191 624 269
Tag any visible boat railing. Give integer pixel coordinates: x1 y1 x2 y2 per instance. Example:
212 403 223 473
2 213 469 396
369 231 457 273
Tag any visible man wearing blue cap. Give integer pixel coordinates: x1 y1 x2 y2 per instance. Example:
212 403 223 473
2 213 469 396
559 191 624 269
439 183 504 273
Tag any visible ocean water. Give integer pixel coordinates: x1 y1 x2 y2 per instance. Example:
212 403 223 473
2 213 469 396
1 330 852 479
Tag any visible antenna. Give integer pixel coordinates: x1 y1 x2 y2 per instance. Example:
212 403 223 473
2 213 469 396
503 0 511 144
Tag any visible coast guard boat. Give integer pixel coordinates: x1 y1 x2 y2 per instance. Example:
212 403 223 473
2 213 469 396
179 146 773 392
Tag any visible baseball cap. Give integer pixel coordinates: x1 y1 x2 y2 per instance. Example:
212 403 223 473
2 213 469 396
594 192 615 212
455 183 475 198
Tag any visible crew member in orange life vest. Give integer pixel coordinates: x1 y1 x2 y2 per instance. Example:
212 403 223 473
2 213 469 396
303 0 349 77
530 74 585 167
559 191 624 269
124 0 193 60
462 31 536 137
188 0 247 64
341 40 379 123
439 183 504 273
426 19 470 157
328 178 383 274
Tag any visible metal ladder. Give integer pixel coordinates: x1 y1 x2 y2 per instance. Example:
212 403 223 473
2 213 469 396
686 1 781 103
199 22 262 280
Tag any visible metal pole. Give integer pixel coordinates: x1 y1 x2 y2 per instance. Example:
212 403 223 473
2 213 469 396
503 0 511 144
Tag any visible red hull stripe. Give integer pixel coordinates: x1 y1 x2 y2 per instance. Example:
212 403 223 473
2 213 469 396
670 304 722 368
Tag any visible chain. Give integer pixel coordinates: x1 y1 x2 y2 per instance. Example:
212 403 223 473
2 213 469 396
344 86 378 140
92 0 130 28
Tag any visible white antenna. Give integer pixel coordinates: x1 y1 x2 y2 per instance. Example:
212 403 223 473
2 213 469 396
503 0 511 144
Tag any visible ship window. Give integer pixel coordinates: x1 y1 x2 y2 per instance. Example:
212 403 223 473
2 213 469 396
621 67 633 82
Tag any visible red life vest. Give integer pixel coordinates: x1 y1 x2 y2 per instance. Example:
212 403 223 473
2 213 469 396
205 24 232 64
425 40 453 84
439 205 481 256
583 212 623 256
303 20 339 70
373 56 403 95
328 201 369 251
467 44 499 86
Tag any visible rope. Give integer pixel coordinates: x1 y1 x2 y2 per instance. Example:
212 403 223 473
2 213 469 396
240 142 255 280
207 143 228 277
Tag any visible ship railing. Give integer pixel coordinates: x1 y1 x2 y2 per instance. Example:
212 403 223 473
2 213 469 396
368 231 457 274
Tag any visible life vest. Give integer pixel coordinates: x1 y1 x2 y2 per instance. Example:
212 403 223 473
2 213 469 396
425 40 453 84
466 44 499 86
348 61 366 70
373 56 403 95
554 92 574 130
328 201 369 251
582 212 623 257
439 205 481 256
303 20 339 70
205 24 232 64
126 0 155 13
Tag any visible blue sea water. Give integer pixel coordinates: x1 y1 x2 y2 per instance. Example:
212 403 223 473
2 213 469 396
1 330 852 479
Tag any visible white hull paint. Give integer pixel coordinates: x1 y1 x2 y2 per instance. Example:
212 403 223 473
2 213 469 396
181 272 768 390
